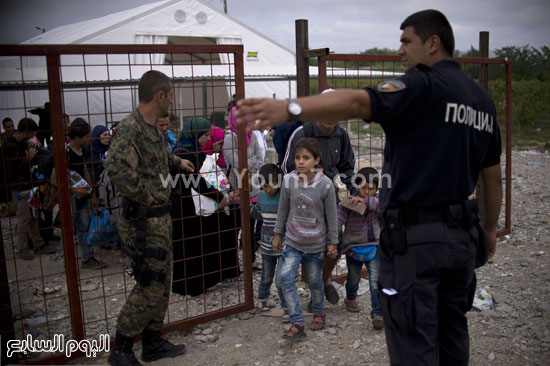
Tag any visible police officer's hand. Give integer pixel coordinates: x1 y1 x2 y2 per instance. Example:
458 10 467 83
327 244 338 258
179 159 194 172
484 227 497 260
272 233 282 252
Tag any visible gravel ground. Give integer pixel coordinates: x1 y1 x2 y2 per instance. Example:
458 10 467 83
6 149 550 365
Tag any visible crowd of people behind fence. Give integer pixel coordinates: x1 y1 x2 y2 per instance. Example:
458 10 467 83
0 92 384 324
1 96 385 334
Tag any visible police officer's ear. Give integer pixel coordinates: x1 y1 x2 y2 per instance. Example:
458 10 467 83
427 34 441 55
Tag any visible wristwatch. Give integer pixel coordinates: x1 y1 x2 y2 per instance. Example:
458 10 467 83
287 99 302 123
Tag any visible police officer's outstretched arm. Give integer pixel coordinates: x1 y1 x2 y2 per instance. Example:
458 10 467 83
236 89 372 131
480 163 503 259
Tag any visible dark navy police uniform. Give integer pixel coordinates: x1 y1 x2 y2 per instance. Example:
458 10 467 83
363 60 501 366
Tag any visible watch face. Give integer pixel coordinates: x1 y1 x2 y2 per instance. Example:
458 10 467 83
288 101 302 116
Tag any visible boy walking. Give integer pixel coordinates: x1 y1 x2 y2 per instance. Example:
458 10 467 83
339 167 383 329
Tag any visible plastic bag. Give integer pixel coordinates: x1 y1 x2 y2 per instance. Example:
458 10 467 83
472 287 493 311
191 188 218 216
86 208 117 246
200 154 229 191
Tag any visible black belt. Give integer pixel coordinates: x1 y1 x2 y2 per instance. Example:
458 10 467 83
399 200 477 228
121 197 170 219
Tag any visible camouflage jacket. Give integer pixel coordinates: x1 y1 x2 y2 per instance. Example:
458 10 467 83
105 109 181 206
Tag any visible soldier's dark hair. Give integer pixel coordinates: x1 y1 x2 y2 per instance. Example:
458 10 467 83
68 118 90 139
401 9 455 57
16 118 38 132
138 70 171 103
354 167 379 188
2 117 13 128
294 137 323 168
259 163 283 185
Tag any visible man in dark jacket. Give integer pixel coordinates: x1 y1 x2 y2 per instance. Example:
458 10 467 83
4 118 55 260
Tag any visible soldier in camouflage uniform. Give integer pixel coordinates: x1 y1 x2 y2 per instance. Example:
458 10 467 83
106 70 194 366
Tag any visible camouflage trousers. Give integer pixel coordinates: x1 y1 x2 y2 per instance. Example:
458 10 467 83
116 214 172 337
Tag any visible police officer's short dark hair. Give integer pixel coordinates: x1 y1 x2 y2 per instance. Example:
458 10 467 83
138 70 171 103
16 118 38 132
68 118 90 139
354 167 379 188
259 163 283 185
400 9 455 57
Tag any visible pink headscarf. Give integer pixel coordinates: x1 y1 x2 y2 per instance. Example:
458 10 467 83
228 106 252 146
200 126 227 168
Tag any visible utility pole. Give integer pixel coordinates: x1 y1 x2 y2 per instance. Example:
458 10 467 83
223 0 227 14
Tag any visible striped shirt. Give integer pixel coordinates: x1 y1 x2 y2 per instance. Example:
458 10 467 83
338 196 380 253
254 189 282 256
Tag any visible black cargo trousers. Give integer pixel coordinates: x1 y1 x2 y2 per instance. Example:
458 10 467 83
379 220 477 366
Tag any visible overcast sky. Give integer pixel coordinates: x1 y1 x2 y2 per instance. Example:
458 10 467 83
1 0 548 54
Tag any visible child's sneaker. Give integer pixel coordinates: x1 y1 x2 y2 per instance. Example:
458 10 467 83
257 299 270 311
372 315 384 330
283 324 306 340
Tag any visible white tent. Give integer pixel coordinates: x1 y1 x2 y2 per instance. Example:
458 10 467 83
0 0 299 126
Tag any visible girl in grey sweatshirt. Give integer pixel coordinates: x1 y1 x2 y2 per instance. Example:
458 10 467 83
272 137 338 339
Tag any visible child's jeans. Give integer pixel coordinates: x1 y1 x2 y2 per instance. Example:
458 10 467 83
276 245 325 326
60 195 93 262
345 253 383 318
258 253 287 309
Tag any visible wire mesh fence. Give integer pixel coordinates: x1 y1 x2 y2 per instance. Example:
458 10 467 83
0 44 251 364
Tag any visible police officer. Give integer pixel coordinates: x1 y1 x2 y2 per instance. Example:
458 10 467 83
236 9 503 366
105 70 194 366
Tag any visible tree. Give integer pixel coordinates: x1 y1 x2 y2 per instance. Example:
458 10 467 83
494 45 550 81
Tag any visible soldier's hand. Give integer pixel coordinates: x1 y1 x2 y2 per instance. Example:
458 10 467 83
140 195 154 207
180 159 194 172
236 98 289 131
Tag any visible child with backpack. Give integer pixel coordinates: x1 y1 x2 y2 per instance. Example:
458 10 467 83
339 167 384 330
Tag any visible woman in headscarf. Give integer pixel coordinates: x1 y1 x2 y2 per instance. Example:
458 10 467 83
83 125 121 250
171 117 240 297
84 125 110 186
222 107 265 270
200 126 227 169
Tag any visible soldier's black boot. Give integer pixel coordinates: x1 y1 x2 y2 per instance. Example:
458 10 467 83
108 331 142 366
141 329 186 362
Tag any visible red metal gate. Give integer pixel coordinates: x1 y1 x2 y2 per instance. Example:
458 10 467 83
0 44 252 364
